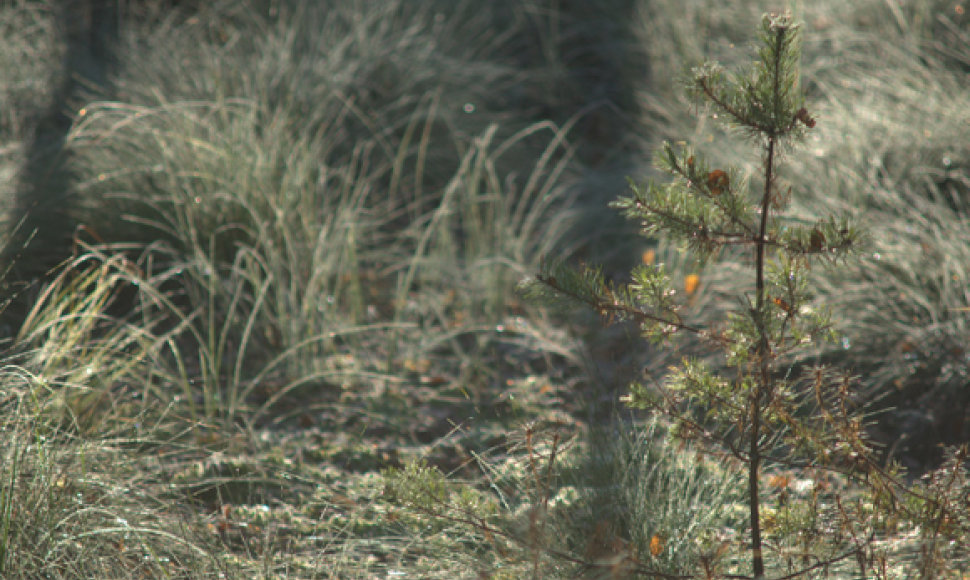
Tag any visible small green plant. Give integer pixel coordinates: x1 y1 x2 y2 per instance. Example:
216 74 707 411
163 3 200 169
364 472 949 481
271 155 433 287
522 12 878 577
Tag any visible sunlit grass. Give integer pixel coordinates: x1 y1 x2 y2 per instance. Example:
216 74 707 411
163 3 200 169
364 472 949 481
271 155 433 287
0 0 967 576
0 0 597 576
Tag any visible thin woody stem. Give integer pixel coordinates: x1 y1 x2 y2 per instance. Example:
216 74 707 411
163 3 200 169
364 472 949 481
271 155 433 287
748 21 788 580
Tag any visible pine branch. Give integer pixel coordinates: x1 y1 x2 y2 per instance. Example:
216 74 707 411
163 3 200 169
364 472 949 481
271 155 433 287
532 269 705 337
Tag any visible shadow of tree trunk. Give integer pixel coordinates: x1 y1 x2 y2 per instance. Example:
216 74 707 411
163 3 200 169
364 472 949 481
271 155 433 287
2 0 118 328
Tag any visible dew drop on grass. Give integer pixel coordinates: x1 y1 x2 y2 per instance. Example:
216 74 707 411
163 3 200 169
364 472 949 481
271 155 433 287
463 102 476 113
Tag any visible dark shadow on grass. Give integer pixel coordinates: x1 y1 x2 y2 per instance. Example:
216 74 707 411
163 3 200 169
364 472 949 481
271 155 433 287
2 0 120 328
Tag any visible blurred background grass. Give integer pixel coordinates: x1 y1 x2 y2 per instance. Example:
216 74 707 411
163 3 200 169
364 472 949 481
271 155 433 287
0 0 965 576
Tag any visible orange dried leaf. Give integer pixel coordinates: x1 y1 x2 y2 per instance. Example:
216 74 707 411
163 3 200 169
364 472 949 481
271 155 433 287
403 358 432 373
649 534 664 557
642 248 656 266
768 474 792 489
772 296 794 314
685 274 700 296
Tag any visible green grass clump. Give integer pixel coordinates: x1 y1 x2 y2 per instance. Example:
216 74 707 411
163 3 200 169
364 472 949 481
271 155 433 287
0 258 231 578
61 0 586 436
384 419 747 577
561 421 748 575
0 1 597 577
0 402 226 579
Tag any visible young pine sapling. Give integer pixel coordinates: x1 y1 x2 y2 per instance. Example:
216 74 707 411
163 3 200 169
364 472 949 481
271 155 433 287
521 12 873 577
